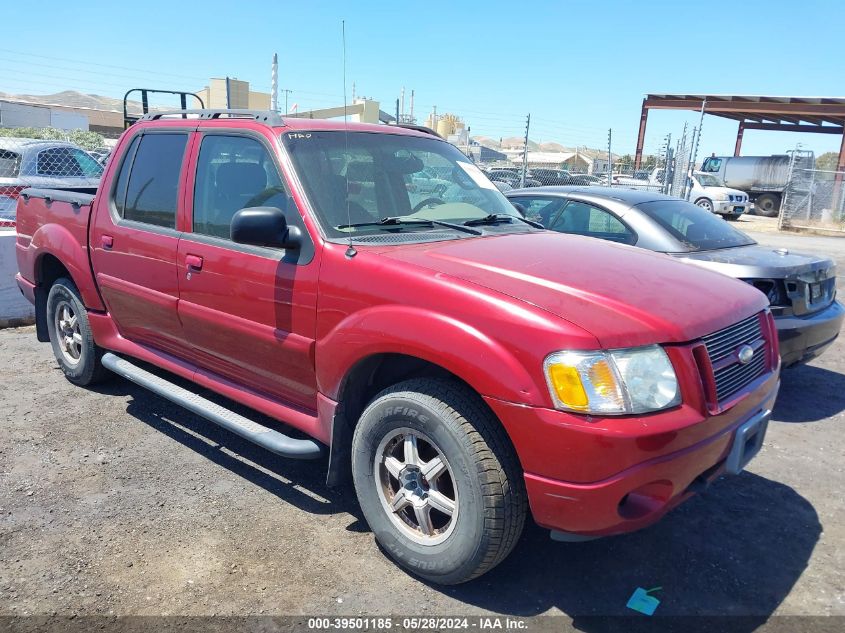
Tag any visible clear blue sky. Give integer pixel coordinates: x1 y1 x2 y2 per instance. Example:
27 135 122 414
3 0 843 157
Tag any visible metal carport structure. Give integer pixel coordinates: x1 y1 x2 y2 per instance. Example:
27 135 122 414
633 94 845 176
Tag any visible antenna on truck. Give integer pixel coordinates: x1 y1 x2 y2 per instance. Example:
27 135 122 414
342 19 356 259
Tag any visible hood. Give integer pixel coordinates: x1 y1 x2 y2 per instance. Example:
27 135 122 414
701 185 746 197
376 232 768 349
676 244 835 280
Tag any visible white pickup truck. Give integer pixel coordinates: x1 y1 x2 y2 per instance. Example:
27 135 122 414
614 169 749 220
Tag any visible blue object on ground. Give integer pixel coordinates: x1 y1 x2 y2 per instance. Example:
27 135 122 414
626 586 662 615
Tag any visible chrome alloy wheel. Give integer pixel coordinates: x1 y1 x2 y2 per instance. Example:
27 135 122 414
54 300 82 365
375 428 458 545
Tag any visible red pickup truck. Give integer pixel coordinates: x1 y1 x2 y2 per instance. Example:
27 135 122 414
15 110 780 584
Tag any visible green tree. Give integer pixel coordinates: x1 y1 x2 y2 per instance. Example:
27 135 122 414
815 152 839 171
0 127 106 151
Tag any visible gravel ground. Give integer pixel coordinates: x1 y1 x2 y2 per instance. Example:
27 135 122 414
0 229 843 624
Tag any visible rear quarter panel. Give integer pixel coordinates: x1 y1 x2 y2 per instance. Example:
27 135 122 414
15 194 104 310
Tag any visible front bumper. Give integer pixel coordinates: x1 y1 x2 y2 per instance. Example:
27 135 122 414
485 370 780 537
776 300 844 367
713 199 748 215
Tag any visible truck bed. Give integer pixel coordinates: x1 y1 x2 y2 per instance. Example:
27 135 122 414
15 187 99 310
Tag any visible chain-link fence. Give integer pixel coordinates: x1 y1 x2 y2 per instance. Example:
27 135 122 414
0 127 118 228
780 166 845 232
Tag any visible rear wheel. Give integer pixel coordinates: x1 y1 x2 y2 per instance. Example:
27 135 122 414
695 198 714 213
351 378 526 584
46 278 108 386
754 193 780 217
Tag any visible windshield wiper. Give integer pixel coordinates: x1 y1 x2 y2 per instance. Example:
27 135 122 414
464 213 544 229
338 216 481 235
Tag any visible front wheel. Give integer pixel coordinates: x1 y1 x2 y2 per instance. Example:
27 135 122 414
46 278 108 386
351 378 526 584
695 198 714 213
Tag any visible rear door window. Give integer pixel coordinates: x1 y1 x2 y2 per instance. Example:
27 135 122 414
36 147 103 178
122 134 189 229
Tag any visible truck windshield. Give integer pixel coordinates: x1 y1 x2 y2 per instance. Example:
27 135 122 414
696 173 724 187
282 130 519 239
636 200 755 252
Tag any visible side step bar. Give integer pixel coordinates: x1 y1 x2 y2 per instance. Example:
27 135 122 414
102 353 324 460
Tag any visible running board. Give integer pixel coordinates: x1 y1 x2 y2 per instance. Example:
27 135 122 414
101 353 324 460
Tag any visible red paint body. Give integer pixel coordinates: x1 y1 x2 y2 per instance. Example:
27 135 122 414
15 116 780 537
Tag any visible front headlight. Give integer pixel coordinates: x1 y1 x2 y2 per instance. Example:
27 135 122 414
543 345 680 415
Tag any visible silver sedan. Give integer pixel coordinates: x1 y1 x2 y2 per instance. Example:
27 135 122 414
506 186 844 367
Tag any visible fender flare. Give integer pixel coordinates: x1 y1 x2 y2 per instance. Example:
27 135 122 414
317 304 542 406
30 223 104 311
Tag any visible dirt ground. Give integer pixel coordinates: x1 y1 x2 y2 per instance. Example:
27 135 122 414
1 228 843 625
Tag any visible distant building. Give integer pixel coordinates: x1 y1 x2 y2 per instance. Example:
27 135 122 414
1 98 98 132
195 78 270 110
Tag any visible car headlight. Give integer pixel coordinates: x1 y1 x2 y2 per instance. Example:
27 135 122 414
543 345 680 415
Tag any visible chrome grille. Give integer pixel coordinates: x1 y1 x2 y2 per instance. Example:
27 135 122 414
703 314 768 403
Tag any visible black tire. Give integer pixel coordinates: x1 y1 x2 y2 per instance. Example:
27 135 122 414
351 378 526 585
754 193 780 217
46 277 108 386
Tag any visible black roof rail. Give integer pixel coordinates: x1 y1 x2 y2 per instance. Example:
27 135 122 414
138 109 286 126
386 122 443 138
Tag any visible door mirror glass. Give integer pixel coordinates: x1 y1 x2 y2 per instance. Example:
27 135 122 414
230 206 301 249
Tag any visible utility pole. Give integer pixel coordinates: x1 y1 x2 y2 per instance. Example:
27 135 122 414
607 128 612 186
432 105 437 130
400 87 405 121
395 98 400 123
466 126 471 159
409 89 415 123
280 89 292 114
270 53 278 112
521 113 530 187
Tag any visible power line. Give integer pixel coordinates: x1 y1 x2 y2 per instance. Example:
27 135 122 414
0 47 207 82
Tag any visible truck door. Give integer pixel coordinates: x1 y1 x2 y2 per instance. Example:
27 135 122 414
176 130 320 412
90 129 194 356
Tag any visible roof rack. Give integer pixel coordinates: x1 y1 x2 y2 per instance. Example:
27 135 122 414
138 109 286 126
123 88 205 129
386 122 443 138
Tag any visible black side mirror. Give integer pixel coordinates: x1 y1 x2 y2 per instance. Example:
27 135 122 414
230 206 301 249
511 202 527 217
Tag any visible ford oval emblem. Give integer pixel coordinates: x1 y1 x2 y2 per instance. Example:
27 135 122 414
737 345 754 364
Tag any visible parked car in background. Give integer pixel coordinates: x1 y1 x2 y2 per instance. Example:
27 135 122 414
700 151 815 217
87 147 112 166
507 186 843 367
0 138 102 226
580 174 606 185
16 110 780 584
484 168 540 188
610 173 659 189
530 169 594 186
689 172 749 219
